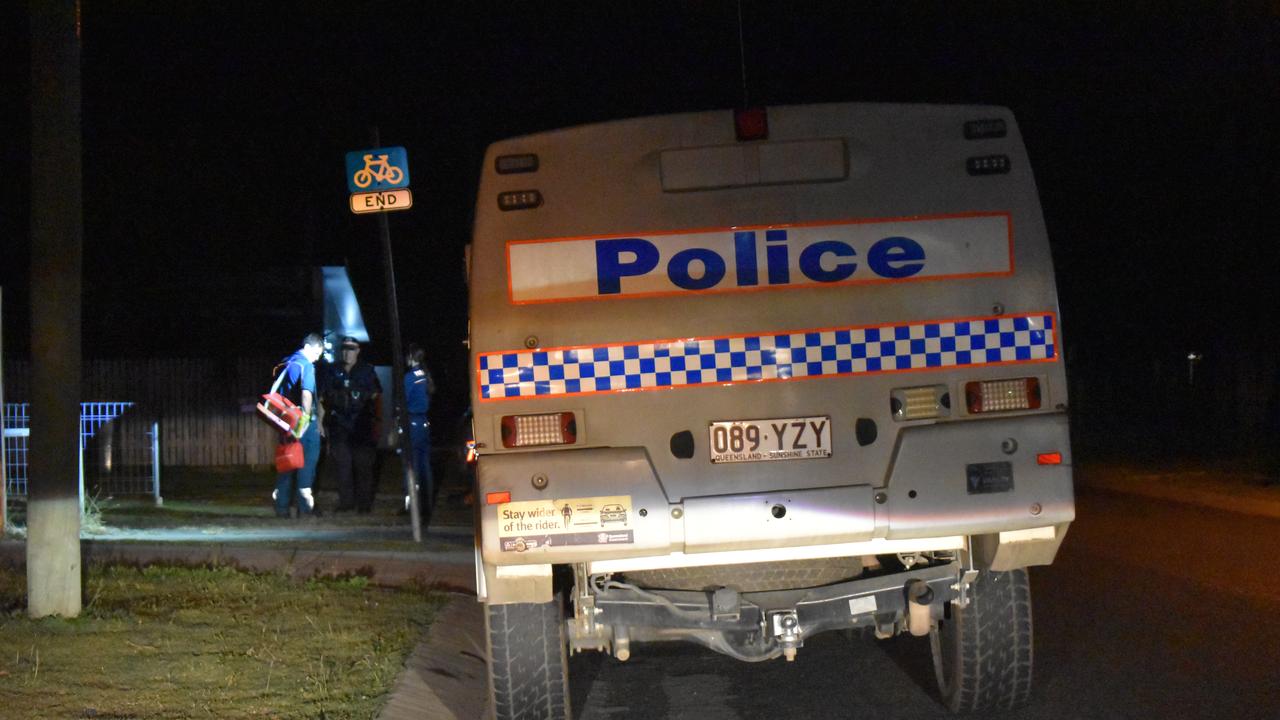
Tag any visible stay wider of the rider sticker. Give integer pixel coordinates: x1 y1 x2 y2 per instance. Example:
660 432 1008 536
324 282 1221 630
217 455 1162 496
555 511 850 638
497 495 634 552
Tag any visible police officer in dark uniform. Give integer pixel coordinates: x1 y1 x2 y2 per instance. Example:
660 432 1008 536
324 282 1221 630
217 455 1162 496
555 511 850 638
404 343 436 521
321 336 382 513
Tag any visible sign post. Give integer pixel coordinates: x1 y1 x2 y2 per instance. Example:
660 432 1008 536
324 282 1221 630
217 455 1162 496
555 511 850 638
345 139 423 542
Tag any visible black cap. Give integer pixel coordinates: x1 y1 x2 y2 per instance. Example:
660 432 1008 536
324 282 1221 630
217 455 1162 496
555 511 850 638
340 336 361 349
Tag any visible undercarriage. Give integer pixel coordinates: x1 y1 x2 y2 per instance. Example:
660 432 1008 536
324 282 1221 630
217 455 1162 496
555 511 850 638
566 554 972 663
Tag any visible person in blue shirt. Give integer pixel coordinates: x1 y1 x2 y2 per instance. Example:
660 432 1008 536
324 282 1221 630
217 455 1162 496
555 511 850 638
404 343 436 521
273 332 325 518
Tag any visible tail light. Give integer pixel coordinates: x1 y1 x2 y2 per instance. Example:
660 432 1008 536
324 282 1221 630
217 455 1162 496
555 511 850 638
500 411 577 448
965 378 1041 414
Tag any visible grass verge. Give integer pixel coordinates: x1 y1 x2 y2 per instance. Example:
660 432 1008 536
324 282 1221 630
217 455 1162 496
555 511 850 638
0 564 443 719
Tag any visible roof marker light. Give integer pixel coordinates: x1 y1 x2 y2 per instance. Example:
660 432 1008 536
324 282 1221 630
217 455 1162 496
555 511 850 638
964 118 1008 140
495 153 539 174
734 107 768 142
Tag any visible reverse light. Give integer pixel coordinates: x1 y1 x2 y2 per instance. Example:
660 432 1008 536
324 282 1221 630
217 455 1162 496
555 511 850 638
965 378 1041 414
501 412 577 448
890 384 951 421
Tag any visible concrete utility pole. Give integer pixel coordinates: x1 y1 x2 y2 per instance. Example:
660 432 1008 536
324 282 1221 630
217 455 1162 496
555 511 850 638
1 291 7 536
27 0 83 618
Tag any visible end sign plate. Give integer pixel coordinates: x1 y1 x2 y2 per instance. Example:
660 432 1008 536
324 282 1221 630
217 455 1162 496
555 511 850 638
350 188 413 214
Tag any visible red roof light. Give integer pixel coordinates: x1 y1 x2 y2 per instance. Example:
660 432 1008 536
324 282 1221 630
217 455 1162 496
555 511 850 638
735 107 768 142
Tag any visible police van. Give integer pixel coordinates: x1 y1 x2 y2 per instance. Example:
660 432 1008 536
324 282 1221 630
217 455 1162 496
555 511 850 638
468 103 1074 718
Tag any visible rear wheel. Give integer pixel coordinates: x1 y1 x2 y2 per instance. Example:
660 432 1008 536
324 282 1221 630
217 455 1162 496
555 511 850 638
930 567 1033 713
485 595 570 720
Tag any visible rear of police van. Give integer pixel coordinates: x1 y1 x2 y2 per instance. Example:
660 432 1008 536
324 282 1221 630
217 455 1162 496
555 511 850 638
469 103 1074 718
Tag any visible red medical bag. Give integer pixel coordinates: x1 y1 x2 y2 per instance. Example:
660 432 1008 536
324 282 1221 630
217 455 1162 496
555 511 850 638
275 440 305 472
257 361 308 437
257 392 305 435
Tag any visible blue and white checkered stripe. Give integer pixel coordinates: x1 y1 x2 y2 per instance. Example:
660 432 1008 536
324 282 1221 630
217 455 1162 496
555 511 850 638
479 313 1056 401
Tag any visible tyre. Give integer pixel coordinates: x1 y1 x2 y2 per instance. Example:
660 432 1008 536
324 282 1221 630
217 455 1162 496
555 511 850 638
930 567 1033 713
486 595 570 720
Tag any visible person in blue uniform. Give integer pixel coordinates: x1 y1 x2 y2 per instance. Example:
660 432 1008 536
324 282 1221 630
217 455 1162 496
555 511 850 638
320 337 383 513
273 332 325 518
404 343 436 521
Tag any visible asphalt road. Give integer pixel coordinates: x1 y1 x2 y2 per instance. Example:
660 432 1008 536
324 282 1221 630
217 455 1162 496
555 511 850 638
568 488 1280 720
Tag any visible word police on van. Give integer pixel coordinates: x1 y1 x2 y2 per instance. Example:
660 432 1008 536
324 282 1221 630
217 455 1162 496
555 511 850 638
505 212 1012 303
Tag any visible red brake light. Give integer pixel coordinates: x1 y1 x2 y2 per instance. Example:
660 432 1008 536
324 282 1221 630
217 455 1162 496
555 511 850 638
486 491 511 505
965 378 1041 414
500 412 577 448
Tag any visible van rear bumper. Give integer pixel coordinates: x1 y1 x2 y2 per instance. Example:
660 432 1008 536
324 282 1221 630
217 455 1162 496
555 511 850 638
477 413 1073 577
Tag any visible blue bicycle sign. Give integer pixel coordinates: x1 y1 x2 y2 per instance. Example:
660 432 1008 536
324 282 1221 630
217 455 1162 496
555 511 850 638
345 146 410 193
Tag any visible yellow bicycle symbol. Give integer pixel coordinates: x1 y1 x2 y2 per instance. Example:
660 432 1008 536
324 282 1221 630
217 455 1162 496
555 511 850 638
352 154 405 189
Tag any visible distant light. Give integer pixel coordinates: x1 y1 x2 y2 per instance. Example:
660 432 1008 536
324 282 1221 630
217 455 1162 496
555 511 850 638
498 190 543 211
495 153 539 174
734 107 768 142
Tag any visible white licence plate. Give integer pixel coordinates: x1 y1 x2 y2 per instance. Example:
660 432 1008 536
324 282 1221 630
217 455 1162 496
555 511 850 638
708 416 832 464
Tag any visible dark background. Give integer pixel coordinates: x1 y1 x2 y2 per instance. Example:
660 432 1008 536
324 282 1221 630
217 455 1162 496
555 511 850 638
2 1 1277 457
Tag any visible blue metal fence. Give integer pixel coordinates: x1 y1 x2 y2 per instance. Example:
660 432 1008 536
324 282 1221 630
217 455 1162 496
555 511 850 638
2 403 29 496
3 402 160 503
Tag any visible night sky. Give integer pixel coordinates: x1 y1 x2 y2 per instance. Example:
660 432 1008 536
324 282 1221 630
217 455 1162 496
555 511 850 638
2 2 1278 444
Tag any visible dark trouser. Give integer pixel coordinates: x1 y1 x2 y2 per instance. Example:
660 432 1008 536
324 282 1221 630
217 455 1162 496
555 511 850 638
408 416 433 517
329 424 377 511
274 420 320 516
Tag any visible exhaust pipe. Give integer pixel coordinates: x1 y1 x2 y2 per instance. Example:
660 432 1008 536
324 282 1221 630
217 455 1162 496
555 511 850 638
906 580 935 637
613 625 631 662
